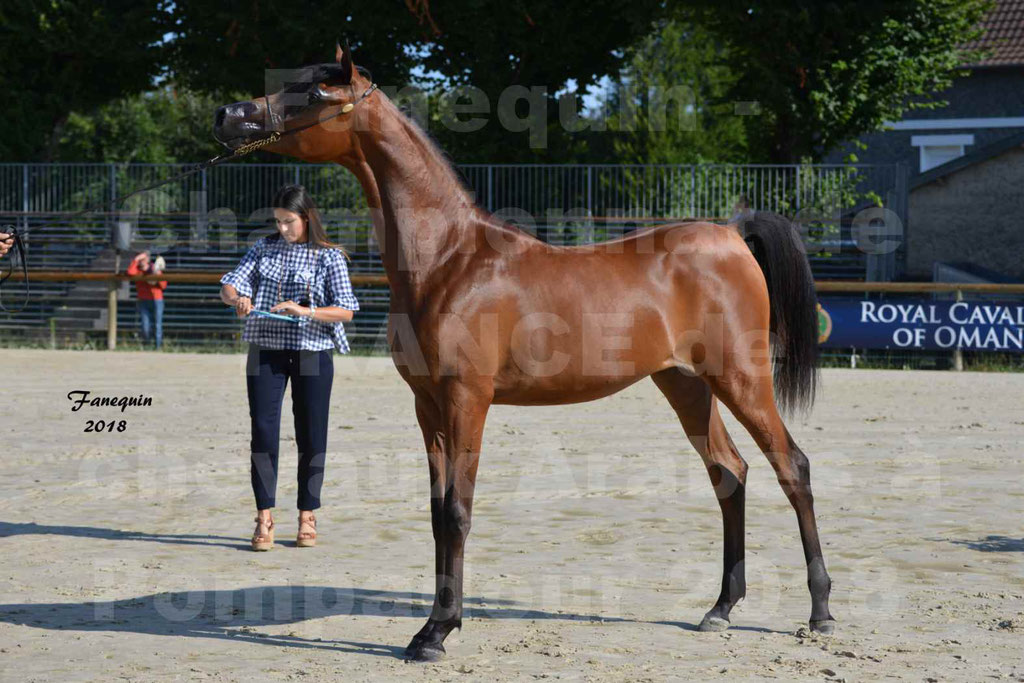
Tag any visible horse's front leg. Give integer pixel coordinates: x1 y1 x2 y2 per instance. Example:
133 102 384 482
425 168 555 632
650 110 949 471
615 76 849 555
405 381 491 661
404 394 447 657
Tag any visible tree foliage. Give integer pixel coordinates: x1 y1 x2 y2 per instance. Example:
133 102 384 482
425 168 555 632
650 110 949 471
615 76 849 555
166 0 421 97
58 87 249 163
0 0 169 161
167 0 668 162
589 18 748 164
1 0 996 166
691 0 992 162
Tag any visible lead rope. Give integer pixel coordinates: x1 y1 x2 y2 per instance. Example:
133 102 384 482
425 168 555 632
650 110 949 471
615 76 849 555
0 230 28 313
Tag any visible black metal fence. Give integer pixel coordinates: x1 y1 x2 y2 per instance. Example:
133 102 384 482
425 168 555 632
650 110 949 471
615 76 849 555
0 161 909 351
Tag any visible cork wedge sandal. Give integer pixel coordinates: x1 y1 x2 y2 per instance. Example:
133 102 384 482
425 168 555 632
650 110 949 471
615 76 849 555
297 513 317 548
251 516 275 551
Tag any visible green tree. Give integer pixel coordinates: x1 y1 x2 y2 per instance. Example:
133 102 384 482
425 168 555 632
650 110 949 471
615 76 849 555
590 18 748 164
691 0 992 162
58 87 249 163
0 0 170 161
166 0 422 97
167 0 668 162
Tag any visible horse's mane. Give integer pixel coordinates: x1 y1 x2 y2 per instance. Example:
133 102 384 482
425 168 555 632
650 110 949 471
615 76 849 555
392 98 472 188
379 91 543 243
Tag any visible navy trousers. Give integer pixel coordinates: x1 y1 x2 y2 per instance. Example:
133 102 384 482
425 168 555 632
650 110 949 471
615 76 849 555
246 344 334 511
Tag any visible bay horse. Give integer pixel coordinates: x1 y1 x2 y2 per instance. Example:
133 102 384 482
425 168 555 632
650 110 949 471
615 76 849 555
213 45 835 661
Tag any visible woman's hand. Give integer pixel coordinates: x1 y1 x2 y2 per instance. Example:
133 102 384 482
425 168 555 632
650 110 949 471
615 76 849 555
234 296 253 318
270 300 310 317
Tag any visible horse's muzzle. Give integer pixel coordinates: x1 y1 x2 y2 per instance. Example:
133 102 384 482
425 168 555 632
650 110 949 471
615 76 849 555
213 101 264 148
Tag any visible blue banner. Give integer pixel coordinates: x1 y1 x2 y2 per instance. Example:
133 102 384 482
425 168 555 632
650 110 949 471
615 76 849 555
817 298 1024 351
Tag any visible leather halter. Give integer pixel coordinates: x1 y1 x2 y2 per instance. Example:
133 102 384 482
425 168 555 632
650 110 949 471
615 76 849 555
254 81 380 153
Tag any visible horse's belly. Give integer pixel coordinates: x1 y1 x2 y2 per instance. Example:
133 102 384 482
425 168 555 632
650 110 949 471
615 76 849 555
492 373 650 406
491 307 678 404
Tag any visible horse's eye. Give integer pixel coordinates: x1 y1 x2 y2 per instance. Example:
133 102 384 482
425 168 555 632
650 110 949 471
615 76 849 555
308 89 322 105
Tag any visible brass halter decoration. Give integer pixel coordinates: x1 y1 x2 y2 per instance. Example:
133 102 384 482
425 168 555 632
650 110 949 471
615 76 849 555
0 80 379 313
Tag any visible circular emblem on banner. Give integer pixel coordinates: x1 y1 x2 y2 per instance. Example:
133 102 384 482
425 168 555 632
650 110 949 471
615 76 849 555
817 302 832 344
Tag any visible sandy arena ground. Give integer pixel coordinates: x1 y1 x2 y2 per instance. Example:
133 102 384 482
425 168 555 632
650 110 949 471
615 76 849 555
0 349 1022 682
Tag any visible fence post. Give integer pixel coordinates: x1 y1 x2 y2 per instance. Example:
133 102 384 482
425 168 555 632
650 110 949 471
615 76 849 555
895 162 909 278
795 165 802 213
953 288 964 371
21 164 29 236
107 277 118 350
690 165 696 218
487 165 494 212
586 166 593 220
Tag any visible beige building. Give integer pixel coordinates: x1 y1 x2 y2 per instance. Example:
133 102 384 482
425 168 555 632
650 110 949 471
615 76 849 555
908 131 1024 281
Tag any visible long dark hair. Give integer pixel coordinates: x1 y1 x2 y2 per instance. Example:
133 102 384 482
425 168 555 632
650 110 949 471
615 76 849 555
738 210 819 415
271 184 348 257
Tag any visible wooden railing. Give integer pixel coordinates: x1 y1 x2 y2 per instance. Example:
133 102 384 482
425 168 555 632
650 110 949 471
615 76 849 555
23 270 389 285
23 271 1024 292
814 282 1024 294
11 271 1024 351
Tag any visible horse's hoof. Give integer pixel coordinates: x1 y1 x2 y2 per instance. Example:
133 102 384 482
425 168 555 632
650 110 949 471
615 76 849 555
698 615 731 632
402 635 425 658
810 619 836 635
405 641 446 662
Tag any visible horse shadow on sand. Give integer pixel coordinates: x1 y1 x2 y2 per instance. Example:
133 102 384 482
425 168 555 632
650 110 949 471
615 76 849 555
0 585 706 658
0 522 784 655
0 585 782 658
0 521 250 551
949 535 1024 552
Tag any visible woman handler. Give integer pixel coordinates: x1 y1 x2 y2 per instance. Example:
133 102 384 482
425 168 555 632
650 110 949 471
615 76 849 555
219 184 359 551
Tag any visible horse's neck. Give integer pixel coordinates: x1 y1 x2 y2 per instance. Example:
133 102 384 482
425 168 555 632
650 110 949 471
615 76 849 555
350 96 479 306
345 159 404 291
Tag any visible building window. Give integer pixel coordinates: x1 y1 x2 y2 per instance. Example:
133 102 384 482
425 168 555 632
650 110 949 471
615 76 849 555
911 134 974 172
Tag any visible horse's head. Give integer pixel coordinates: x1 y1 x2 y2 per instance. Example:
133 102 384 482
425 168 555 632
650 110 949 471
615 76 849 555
212 43 375 164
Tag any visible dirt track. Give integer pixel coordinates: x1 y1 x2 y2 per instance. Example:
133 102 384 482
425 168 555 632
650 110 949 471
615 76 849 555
0 349 1022 682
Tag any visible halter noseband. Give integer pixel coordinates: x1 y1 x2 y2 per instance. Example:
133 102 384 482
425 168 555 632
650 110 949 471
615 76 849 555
258 80 382 152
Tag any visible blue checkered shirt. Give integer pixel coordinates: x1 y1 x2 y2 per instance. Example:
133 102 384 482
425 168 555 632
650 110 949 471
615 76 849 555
220 235 360 353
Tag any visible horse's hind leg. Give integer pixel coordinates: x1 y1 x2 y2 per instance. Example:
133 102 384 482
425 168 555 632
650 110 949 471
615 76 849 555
651 368 748 631
706 370 836 634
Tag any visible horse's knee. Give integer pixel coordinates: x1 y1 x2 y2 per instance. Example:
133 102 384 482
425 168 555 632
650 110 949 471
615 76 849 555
707 460 747 500
728 454 749 483
442 498 472 540
769 443 812 495
790 447 810 480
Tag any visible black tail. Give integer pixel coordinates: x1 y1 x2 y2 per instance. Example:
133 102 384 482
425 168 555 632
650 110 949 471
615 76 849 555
738 211 819 414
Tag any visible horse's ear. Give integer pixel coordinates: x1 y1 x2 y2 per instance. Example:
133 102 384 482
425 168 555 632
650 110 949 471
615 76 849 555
335 40 344 64
338 41 353 84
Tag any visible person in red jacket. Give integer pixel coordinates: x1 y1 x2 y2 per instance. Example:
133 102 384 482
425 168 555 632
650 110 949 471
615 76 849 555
127 251 167 349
